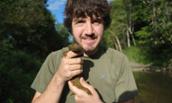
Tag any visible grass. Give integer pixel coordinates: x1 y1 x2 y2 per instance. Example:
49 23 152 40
123 46 151 64
134 72 172 103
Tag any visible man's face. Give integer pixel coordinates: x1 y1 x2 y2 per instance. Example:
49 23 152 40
72 16 104 55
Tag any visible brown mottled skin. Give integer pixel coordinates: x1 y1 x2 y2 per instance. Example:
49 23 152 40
67 43 91 95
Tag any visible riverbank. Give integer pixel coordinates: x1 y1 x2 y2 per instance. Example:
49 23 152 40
131 62 172 77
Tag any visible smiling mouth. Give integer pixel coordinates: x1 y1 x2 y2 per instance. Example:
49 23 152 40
81 35 97 40
82 37 96 40
82 38 96 45
82 37 97 44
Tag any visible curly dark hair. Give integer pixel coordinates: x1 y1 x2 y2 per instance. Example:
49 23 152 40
64 0 111 33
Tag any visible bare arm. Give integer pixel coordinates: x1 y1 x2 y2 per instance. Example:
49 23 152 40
32 75 65 103
31 51 83 103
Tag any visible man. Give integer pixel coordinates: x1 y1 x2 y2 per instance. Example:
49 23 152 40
31 0 138 103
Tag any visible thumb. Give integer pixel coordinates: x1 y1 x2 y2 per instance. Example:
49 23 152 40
80 78 96 94
68 80 86 95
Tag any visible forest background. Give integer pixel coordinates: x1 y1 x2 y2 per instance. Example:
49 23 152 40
0 0 172 103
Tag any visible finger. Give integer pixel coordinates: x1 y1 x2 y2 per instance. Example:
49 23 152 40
80 78 95 94
68 81 86 96
69 64 83 71
71 69 83 77
68 58 83 65
65 51 82 58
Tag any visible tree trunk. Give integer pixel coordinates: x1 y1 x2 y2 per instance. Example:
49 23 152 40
109 30 122 52
114 34 122 51
126 29 131 47
124 0 136 47
128 26 136 46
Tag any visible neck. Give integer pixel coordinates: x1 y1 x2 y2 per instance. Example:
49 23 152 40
84 47 99 57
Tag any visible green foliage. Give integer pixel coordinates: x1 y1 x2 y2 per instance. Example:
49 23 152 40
123 46 150 64
0 0 66 102
103 30 114 48
0 0 67 58
135 26 150 39
106 0 172 67
105 0 127 46
55 24 70 46
135 26 152 45
0 46 42 103
132 0 172 67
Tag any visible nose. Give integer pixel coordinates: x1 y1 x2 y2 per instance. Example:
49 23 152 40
85 21 93 35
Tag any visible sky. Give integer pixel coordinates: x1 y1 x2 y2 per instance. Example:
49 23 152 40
46 0 66 24
46 0 113 24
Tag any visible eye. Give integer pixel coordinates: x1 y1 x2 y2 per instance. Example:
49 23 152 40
92 20 101 25
76 20 85 24
92 18 103 24
92 20 100 23
73 18 86 25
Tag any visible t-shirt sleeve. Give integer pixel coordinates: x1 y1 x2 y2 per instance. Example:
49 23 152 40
31 52 60 93
114 56 138 102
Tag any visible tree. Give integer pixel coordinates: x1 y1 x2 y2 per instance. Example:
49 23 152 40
104 0 124 51
105 0 172 66
0 0 70 102
0 0 67 57
131 0 172 65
